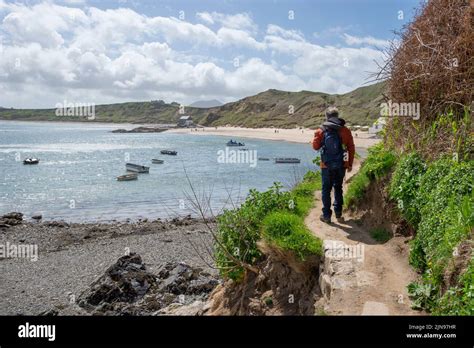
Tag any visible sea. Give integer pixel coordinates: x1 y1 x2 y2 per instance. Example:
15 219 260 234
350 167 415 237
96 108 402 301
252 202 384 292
0 121 319 222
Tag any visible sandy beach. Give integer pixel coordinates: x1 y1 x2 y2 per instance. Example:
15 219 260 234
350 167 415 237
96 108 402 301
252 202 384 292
166 126 380 150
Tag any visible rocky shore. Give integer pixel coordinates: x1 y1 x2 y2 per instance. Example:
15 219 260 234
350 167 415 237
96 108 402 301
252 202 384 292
111 126 168 133
0 212 218 315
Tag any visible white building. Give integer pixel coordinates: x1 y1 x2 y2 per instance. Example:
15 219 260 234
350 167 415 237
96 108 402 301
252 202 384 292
178 115 194 127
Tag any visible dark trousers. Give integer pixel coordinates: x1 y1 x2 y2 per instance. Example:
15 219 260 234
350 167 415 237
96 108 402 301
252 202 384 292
321 167 345 218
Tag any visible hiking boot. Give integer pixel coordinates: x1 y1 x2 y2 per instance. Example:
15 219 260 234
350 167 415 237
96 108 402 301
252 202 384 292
335 212 344 222
319 215 331 224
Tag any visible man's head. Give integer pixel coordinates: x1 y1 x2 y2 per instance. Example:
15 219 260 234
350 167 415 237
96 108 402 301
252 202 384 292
325 106 339 120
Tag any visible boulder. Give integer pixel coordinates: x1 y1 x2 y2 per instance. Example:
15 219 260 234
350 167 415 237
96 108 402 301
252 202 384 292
78 253 156 309
76 254 218 315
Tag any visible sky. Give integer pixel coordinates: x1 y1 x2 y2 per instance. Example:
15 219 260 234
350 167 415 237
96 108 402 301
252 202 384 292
0 0 423 108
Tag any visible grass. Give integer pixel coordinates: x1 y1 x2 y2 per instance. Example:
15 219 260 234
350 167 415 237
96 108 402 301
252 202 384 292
369 227 392 243
262 211 323 261
215 170 323 281
344 143 397 208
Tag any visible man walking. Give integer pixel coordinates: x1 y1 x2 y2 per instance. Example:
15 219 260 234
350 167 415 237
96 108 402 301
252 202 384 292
312 107 355 223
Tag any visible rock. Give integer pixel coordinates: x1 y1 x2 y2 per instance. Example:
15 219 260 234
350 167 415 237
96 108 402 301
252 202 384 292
111 127 167 133
0 212 24 227
77 255 218 315
157 300 206 316
32 215 42 220
2 212 23 220
77 253 157 309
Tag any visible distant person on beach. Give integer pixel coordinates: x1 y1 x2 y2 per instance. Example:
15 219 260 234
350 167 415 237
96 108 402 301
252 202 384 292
312 107 355 224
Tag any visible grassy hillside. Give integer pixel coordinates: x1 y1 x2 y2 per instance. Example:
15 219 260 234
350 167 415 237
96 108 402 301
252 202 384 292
0 81 385 127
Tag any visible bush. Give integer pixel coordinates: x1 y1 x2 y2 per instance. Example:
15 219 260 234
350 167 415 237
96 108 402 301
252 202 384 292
262 211 322 261
389 153 474 313
433 257 474 316
388 152 426 226
345 143 396 208
215 172 322 281
215 183 294 280
292 171 322 217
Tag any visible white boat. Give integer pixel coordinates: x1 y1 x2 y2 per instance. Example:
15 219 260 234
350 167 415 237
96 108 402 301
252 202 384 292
275 158 301 164
125 163 150 173
23 158 39 165
117 173 138 181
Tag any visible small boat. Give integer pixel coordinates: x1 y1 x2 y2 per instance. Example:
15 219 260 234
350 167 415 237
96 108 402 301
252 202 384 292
275 158 301 164
152 159 164 164
258 157 270 161
117 173 138 181
238 148 249 151
125 163 150 173
23 158 39 165
226 140 245 147
160 150 177 156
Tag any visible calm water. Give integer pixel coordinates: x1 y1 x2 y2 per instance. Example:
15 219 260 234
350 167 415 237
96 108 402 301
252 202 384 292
0 121 318 222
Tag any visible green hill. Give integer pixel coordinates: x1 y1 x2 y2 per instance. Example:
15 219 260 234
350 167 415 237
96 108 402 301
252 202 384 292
0 81 385 127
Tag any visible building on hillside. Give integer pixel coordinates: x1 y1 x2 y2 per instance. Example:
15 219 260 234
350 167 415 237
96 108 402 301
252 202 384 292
368 117 386 134
178 115 194 127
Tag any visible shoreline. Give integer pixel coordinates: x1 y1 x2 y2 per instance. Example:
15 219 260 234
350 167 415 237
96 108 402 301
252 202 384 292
166 126 380 149
1 120 380 149
0 215 216 315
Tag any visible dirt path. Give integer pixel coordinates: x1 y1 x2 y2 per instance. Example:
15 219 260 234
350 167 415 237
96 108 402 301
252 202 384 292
305 162 421 315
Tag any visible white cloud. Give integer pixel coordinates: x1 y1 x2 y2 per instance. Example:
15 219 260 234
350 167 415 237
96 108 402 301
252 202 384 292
196 12 257 32
267 24 304 41
0 1 386 108
342 33 389 47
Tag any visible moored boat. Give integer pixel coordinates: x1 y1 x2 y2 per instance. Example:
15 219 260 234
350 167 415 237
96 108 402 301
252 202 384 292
152 159 164 164
23 158 39 165
226 140 245 146
275 158 301 164
117 173 138 181
125 163 150 173
160 150 177 155
258 157 270 161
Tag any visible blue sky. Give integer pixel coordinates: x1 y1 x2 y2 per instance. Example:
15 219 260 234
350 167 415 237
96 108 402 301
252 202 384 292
0 0 422 108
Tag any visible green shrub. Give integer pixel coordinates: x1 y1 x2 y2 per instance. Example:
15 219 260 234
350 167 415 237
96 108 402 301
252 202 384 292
433 257 474 315
215 183 294 280
344 143 396 208
388 152 426 226
262 211 322 261
389 153 474 313
362 143 397 180
292 171 322 217
215 171 322 281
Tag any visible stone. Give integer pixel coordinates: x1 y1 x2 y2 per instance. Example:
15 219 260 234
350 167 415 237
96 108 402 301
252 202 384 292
77 255 218 315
